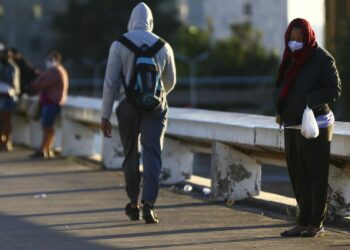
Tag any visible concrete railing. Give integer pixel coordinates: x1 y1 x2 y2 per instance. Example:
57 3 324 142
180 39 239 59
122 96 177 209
12 96 350 219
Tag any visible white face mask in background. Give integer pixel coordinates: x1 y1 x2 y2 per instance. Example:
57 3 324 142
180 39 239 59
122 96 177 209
45 59 58 69
288 41 304 52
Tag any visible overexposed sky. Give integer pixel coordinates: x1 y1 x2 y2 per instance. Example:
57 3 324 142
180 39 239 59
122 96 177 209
288 0 325 46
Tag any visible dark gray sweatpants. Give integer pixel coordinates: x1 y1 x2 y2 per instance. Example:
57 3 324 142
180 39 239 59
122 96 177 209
116 99 168 205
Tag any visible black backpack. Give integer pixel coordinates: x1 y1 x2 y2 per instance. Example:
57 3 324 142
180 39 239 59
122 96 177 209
118 35 165 111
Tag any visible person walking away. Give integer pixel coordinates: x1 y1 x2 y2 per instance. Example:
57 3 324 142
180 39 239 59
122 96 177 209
100 2 176 224
0 45 20 152
274 18 341 238
30 51 69 158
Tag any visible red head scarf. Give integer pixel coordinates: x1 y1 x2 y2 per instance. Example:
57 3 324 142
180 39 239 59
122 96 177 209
276 18 317 111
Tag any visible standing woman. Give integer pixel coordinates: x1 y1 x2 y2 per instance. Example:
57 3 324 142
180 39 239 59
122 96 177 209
31 51 69 158
274 18 341 237
0 45 20 152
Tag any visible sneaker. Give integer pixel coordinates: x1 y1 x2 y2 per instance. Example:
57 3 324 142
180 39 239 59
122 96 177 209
301 226 325 238
125 203 141 221
142 203 159 224
280 225 307 237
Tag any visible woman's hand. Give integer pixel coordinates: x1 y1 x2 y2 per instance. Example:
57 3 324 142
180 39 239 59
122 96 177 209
275 114 281 125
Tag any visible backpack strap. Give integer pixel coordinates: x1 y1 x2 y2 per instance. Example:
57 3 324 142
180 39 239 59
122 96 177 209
119 35 165 57
118 36 139 92
118 35 142 56
144 38 166 57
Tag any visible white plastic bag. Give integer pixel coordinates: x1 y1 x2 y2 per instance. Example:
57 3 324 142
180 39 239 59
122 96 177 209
301 106 319 139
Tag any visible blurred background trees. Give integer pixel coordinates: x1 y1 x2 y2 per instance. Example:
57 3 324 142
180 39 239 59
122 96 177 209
199 23 279 76
2 0 347 116
50 0 279 113
52 0 181 78
52 0 278 78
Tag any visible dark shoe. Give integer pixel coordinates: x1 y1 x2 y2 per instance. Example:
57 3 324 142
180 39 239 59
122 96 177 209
28 151 45 159
301 226 325 238
280 225 307 237
125 203 141 221
142 204 159 224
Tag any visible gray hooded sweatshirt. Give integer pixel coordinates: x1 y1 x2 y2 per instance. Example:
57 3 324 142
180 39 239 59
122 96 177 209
101 2 176 120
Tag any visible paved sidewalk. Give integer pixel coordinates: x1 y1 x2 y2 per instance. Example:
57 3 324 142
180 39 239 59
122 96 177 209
0 148 349 250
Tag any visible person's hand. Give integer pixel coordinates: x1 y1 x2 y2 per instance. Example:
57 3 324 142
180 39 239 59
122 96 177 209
101 118 112 138
275 114 281 125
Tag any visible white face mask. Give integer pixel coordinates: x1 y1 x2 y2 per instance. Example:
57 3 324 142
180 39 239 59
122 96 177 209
288 41 304 52
45 59 58 69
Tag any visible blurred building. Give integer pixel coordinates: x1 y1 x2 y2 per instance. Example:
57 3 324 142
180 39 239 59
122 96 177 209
178 0 288 54
0 0 79 66
178 0 325 55
325 0 350 54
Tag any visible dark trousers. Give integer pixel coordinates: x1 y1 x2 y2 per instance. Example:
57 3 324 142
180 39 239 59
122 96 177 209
116 99 168 205
284 125 333 227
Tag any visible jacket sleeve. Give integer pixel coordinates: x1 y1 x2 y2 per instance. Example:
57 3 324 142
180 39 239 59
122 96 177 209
162 43 176 94
101 41 122 120
273 81 281 107
306 55 341 109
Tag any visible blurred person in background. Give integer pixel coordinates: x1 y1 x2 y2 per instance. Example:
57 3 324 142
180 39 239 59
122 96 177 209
274 18 341 238
0 44 20 152
8 48 39 96
30 51 69 158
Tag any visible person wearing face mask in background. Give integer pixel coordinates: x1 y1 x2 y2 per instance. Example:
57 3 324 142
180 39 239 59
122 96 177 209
274 18 341 237
0 44 20 152
30 51 69 158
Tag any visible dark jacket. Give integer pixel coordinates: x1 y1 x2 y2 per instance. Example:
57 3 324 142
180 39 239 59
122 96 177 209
0 61 20 97
14 57 38 96
274 46 341 127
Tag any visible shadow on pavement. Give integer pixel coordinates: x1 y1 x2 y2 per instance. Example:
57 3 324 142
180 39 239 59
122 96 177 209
82 223 291 241
0 186 123 199
124 236 283 250
0 169 101 180
16 201 222 218
0 213 128 250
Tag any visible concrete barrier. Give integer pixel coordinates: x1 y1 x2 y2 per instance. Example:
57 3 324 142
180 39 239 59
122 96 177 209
12 96 350 219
